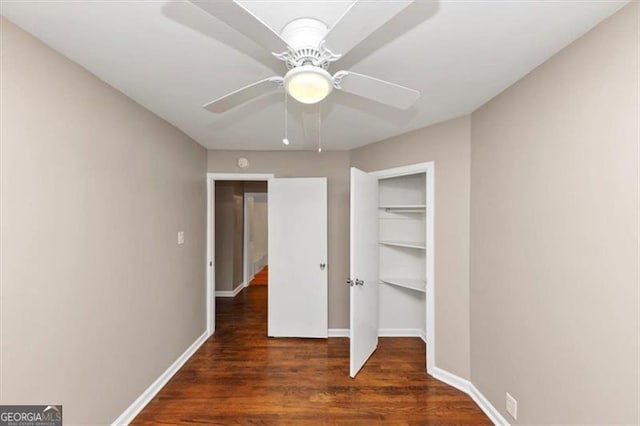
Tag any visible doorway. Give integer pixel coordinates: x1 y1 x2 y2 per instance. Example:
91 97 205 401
212 181 269 298
206 173 273 336
349 162 435 377
206 173 329 339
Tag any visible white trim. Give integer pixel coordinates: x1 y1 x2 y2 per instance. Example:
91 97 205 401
419 329 427 344
370 162 430 179
206 173 274 338
378 328 425 339
112 331 208 425
215 283 245 298
206 173 273 181
468 383 511 426
328 328 350 337
206 178 214 336
431 366 471 394
370 162 436 374
425 162 435 373
430 366 510 426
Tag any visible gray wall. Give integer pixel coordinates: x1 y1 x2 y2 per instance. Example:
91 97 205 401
470 3 638 423
350 116 472 380
207 150 350 328
0 18 207 424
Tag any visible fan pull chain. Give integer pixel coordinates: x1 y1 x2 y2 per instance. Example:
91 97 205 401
317 106 322 153
282 91 290 146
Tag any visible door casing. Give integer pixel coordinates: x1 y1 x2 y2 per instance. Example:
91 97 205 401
351 162 435 375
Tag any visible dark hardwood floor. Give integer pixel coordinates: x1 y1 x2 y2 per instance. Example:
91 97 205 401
133 286 490 425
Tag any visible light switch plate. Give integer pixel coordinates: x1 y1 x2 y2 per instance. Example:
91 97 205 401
178 231 184 245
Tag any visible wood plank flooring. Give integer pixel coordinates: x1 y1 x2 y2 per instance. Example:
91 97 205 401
250 265 268 286
133 286 490 425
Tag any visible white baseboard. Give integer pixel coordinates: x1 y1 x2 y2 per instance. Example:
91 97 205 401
431 366 471 394
327 328 426 342
430 366 510 426
112 331 208 425
468 383 510 426
378 328 425 340
215 283 244 298
328 328 350 337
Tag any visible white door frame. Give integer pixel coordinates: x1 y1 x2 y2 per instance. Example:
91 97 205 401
206 173 274 337
371 162 435 374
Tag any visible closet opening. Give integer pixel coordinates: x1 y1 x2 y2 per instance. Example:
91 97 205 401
349 162 434 377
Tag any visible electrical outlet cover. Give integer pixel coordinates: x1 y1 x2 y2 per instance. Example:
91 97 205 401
506 392 518 420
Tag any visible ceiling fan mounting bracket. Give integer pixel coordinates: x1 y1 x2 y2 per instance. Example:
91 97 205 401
273 41 340 70
272 18 340 70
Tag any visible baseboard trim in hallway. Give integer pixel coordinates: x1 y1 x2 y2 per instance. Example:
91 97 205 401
112 331 209 426
215 283 245 298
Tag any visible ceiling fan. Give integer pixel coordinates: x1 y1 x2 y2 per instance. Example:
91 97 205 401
188 0 421 115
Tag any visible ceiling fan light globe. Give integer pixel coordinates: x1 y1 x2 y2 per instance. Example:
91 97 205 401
284 66 333 104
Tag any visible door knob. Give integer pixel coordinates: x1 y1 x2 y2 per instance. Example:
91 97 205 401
320 263 326 270
346 279 354 287
355 279 364 286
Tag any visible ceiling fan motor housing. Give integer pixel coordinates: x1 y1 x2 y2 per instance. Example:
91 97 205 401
277 18 338 70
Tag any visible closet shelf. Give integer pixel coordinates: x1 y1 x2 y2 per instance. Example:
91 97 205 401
379 240 426 250
379 204 426 213
380 278 426 293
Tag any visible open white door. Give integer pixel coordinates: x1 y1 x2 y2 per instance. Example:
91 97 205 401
268 178 328 338
349 168 379 377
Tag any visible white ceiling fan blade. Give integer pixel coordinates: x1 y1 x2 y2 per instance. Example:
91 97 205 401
204 77 283 113
188 0 291 54
323 0 414 58
334 71 419 109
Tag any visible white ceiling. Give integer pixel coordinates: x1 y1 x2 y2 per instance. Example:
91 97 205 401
1 0 628 151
